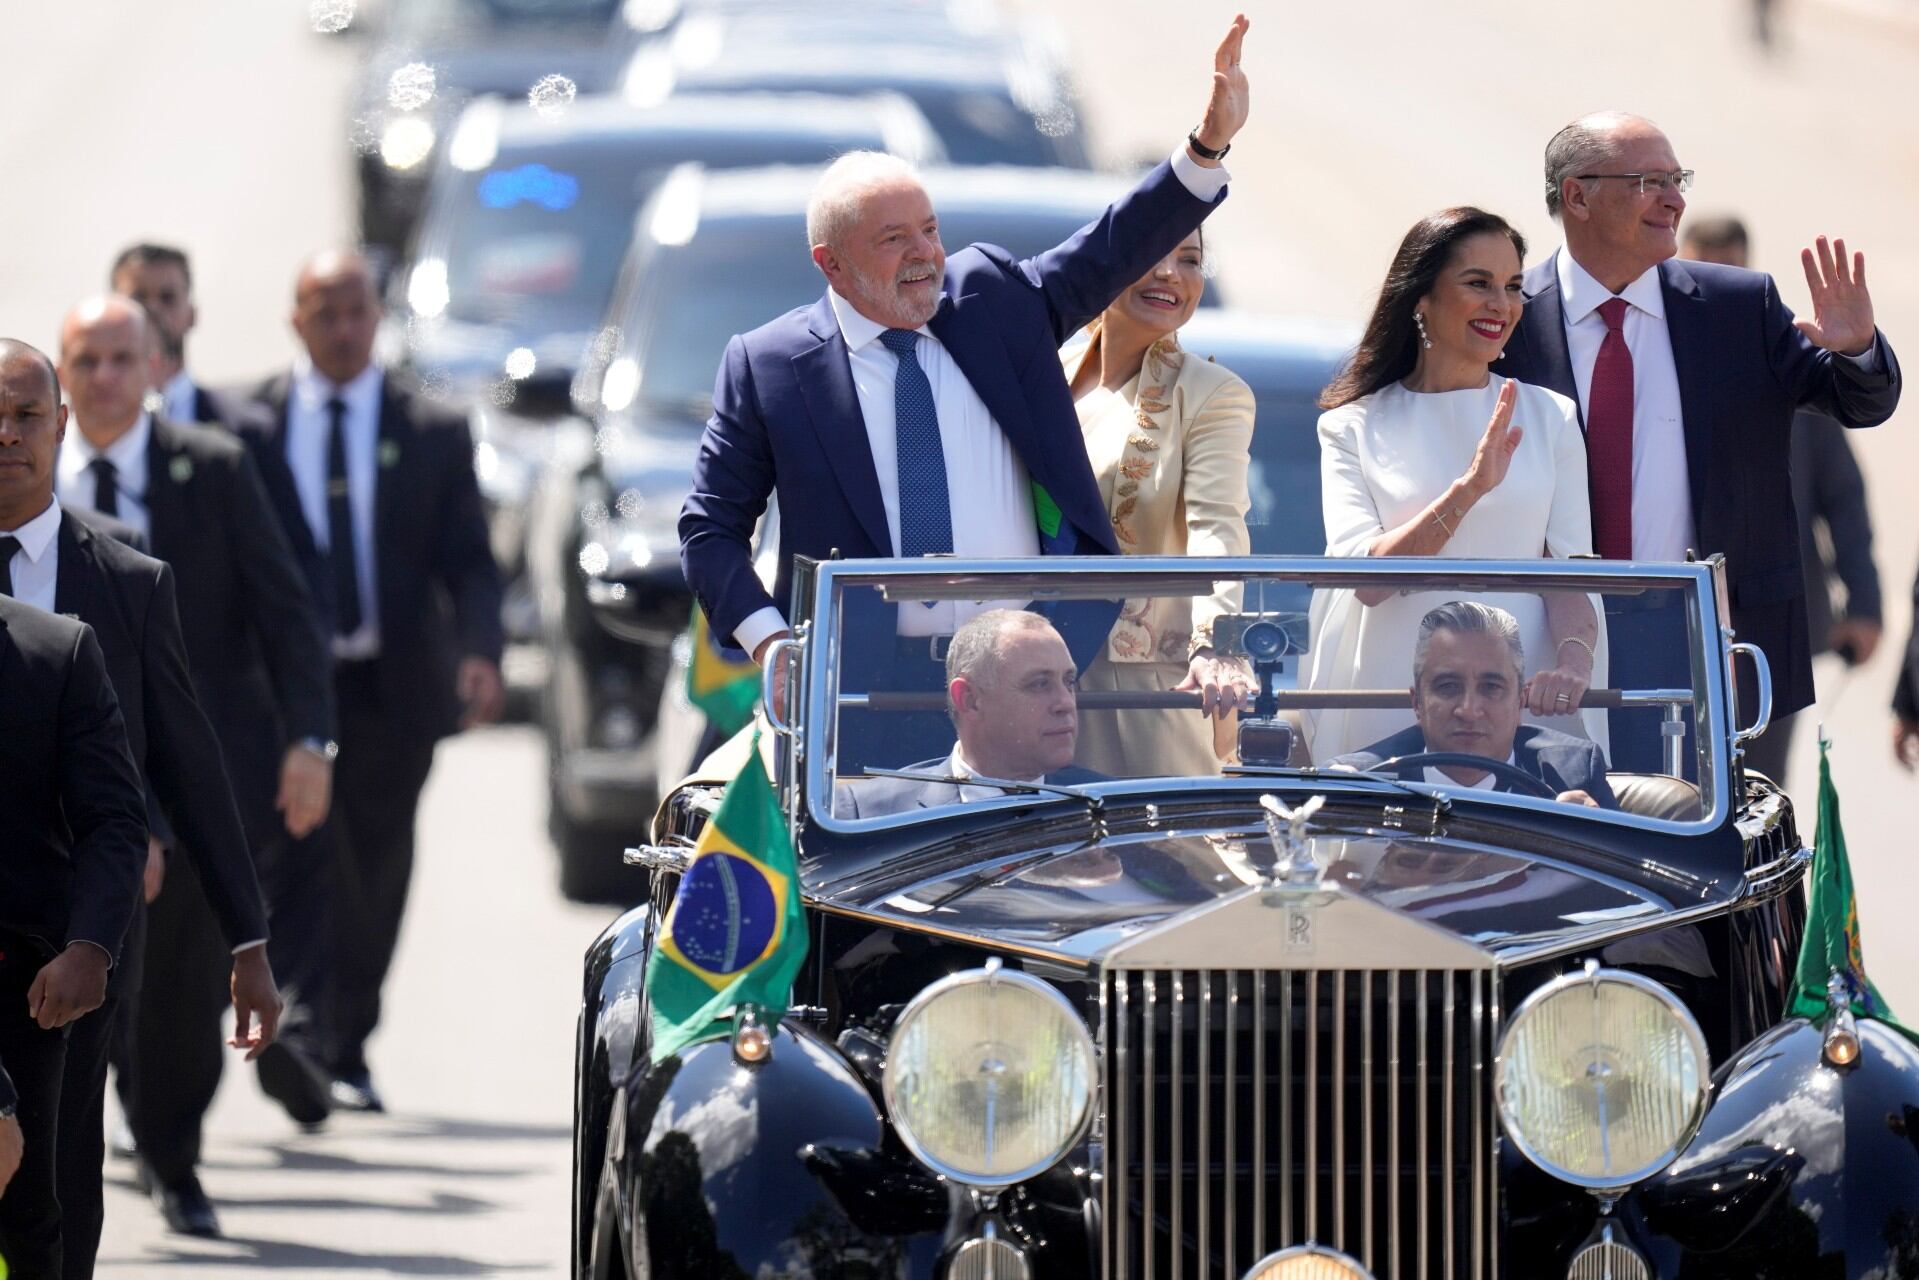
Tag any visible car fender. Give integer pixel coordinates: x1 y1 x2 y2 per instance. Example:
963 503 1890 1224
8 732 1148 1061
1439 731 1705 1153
621 1021 947 1278
1620 1016 1919 1278
575 905 651 1279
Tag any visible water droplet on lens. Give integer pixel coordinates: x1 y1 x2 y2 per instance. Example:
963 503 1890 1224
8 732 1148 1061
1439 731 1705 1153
487 378 517 408
503 347 537 380
615 489 644 519
310 0 356 34
580 501 610 528
388 62 438 112
528 74 577 118
419 371 454 403
594 425 625 456
591 326 622 360
347 114 381 156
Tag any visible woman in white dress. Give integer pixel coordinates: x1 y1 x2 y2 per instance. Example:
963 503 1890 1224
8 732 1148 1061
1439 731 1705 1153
1304 207 1606 762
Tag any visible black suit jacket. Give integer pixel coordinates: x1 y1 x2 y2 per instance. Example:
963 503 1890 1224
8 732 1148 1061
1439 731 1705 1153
1791 411 1880 650
1894 562 1919 723
0 596 146 958
137 416 334 839
1500 252 1902 717
1330 723 1618 808
236 369 504 741
55 510 269 947
834 762 1102 818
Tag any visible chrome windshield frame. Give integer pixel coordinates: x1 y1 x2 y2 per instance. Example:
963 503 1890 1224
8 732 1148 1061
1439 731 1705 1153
796 556 1734 838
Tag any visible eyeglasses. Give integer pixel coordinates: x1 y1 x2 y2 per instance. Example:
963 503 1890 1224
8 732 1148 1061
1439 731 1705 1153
1575 169 1695 195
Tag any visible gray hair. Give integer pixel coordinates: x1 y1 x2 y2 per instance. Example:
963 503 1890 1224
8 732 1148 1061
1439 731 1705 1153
945 609 1056 711
806 151 922 251
1543 111 1634 219
1413 601 1525 686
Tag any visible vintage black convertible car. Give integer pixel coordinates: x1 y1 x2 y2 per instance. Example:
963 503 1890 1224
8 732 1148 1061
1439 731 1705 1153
574 557 1919 1279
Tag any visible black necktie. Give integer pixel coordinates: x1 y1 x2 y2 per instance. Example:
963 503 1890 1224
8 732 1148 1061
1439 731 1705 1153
326 397 365 636
88 457 120 517
0 535 18 597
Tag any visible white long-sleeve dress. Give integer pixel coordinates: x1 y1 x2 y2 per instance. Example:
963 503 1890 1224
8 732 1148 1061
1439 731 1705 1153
1303 378 1609 763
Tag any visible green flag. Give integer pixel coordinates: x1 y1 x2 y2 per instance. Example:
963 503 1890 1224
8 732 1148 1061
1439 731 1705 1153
686 605 759 737
1785 739 1914 1040
646 739 806 1063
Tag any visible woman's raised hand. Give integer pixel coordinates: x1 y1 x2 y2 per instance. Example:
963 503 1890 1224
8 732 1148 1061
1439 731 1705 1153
1462 379 1523 498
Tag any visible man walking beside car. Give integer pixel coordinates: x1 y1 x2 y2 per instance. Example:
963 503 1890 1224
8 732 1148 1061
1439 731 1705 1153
678 14 1253 757
1498 111 1901 772
236 249 504 1115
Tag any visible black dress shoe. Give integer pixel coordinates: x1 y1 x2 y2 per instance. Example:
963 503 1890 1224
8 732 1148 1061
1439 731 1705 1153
152 1173 222 1238
257 1040 333 1127
329 1069 385 1113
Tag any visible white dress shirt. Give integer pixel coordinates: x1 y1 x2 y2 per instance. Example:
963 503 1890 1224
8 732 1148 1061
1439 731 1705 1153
286 360 384 659
1554 253 1695 563
59 413 154 540
733 147 1232 657
946 745 1045 800
1423 752 1514 791
161 369 200 424
0 495 65 612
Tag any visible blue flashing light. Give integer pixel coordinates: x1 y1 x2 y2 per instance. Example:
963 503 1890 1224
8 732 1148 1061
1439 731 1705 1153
477 163 581 211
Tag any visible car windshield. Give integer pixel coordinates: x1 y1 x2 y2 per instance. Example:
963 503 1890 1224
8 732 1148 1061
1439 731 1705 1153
802 560 1731 833
390 0 619 35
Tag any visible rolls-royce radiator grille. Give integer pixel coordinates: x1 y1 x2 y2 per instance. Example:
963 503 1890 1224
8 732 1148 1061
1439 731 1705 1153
1102 969 1500 1280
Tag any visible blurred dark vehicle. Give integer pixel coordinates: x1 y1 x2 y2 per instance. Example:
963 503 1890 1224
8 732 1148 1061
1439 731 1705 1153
381 92 941 658
620 4 1092 168
530 162 1166 900
347 0 673 252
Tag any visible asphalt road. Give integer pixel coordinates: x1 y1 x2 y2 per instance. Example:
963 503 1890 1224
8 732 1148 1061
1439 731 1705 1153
0 0 1909 1274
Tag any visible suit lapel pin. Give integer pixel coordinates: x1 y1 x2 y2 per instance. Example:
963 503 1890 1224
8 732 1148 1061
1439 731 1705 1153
379 439 402 469
169 455 194 484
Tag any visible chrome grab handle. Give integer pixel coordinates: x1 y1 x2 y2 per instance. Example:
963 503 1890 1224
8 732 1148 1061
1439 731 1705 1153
1729 641 1773 745
761 635 799 736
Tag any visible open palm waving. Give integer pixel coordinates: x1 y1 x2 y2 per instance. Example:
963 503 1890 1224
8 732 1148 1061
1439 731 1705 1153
1193 14 1251 157
1795 235 1876 357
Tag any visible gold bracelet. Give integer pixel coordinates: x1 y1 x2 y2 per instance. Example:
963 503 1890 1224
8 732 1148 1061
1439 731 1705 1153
1556 635 1596 667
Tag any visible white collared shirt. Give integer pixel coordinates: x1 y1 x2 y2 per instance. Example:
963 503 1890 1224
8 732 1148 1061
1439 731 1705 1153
0 495 65 612
1554 252 1694 563
1424 751 1517 791
59 413 154 539
286 359 384 659
732 146 1233 657
946 745 1046 803
161 370 200 424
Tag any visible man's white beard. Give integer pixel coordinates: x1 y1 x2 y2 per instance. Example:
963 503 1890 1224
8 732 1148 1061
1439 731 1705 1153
849 262 939 329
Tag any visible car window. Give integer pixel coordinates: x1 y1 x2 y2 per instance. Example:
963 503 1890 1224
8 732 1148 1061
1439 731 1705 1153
1243 383 1329 555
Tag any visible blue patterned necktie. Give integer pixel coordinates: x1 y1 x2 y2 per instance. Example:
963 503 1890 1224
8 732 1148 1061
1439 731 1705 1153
879 328 954 566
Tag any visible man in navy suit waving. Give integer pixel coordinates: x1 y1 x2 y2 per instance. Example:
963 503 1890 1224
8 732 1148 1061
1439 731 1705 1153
680 15 1252 732
1499 111 1900 772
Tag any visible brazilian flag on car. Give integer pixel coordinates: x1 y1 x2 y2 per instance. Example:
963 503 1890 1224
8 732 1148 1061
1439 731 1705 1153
647 738 806 1063
687 604 760 737
1785 739 1915 1040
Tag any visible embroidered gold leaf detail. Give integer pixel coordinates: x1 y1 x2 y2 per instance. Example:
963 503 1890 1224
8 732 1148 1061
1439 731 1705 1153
1116 479 1139 498
1120 456 1153 481
1113 519 1137 545
1113 496 1138 523
1142 385 1166 399
1128 433 1160 451
1135 406 1161 431
1138 397 1171 414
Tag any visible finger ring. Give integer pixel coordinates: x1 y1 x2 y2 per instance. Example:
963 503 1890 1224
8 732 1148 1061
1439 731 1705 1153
1555 693 1571 708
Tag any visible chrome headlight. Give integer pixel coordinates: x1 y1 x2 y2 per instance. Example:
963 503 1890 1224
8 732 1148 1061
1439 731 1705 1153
1496 964 1709 1189
882 961 1095 1188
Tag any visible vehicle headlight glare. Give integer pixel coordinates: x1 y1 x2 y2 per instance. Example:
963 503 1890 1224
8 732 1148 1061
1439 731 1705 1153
1497 965 1709 1189
380 116 436 171
883 963 1094 1188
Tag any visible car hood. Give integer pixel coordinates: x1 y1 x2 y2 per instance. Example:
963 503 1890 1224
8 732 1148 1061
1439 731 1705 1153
805 797 1738 971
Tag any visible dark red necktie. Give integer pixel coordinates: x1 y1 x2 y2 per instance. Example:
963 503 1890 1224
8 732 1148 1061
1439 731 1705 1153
1585 296 1635 560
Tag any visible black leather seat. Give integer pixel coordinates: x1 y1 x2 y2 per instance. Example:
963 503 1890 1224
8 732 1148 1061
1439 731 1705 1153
1608 772 1703 821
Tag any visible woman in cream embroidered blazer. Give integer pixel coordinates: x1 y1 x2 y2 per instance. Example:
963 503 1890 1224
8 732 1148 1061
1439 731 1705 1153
1063 228 1257 776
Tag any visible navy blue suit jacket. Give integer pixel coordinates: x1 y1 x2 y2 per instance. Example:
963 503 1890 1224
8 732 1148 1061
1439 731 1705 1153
1500 252 1901 717
678 159 1225 649
1331 723 1617 808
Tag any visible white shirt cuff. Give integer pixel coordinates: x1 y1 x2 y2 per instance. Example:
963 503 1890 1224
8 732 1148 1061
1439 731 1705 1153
1839 336 1884 374
232 939 269 956
733 607 789 660
1170 145 1231 203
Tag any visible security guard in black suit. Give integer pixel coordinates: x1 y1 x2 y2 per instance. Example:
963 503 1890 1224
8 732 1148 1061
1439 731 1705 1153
0 586 146 1274
56 299 338 1242
236 250 504 1113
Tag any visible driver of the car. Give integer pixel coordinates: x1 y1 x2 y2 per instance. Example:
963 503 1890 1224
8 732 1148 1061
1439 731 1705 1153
835 608 1095 818
1328 601 1617 808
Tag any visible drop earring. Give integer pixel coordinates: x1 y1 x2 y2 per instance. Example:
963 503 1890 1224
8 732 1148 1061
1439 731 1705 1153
1414 311 1433 350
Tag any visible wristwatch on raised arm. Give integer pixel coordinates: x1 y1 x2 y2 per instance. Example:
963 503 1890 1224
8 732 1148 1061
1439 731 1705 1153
1186 129 1230 161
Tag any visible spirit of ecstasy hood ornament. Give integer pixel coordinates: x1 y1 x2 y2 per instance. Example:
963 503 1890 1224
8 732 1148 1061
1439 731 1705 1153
1259 793 1326 885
